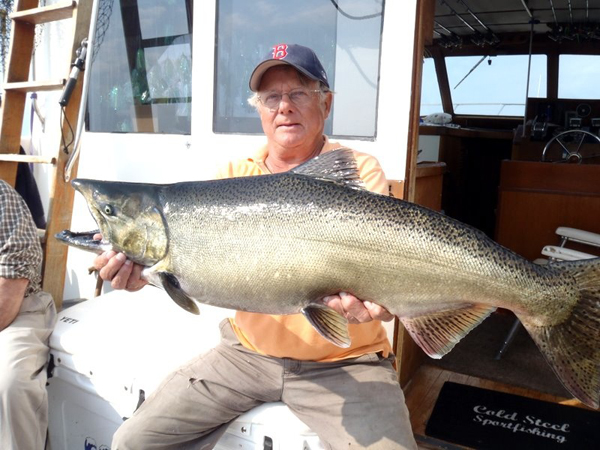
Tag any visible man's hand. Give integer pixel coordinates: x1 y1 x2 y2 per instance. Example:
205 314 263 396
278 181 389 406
92 234 147 291
93 251 147 291
323 292 394 324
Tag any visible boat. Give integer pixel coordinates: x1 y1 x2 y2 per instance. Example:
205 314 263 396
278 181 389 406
1 0 598 448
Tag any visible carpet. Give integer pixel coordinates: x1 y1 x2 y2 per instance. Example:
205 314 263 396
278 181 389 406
425 382 599 450
427 311 571 398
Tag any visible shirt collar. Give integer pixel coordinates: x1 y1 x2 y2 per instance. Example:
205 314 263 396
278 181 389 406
249 136 342 173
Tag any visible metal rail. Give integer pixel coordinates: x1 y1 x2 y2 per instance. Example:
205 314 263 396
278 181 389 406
548 0 558 25
520 0 533 19
455 0 491 33
441 0 477 33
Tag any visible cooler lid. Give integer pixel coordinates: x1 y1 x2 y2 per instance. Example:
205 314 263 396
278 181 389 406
50 287 233 390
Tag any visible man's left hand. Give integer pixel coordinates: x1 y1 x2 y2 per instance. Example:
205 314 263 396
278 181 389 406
323 292 394 324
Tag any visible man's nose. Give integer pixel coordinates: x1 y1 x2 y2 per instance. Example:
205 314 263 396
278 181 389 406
276 93 295 111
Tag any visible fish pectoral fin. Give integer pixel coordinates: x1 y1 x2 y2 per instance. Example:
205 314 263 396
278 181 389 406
302 304 351 348
158 272 200 315
400 305 496 359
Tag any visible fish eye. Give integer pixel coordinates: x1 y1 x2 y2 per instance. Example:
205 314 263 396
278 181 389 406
103 204 115 216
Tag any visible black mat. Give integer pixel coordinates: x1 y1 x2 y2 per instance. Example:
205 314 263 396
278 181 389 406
426 382 599 450
428 312 570 398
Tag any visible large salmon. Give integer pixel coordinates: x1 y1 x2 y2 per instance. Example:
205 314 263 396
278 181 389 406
57 149 600 408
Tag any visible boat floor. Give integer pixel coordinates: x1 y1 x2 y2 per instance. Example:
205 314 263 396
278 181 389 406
406 364 592 450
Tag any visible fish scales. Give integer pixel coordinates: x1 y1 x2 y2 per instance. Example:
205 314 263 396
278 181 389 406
58 149 600 408
159 171 573 322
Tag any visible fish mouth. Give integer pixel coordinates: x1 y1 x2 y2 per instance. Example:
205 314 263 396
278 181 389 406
54 229 112 254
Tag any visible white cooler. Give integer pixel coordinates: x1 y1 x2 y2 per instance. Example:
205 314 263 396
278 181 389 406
47 288 323 450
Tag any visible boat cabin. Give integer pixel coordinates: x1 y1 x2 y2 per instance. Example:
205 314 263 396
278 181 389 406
1 0 599 448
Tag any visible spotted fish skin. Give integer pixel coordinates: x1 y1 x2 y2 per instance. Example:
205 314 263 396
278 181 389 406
66 149 600 408
161 172 570 318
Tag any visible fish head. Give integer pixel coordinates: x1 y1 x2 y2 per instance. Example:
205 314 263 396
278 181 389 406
72 178 168 266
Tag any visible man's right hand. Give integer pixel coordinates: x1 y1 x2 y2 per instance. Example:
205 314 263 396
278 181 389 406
93 235 148 291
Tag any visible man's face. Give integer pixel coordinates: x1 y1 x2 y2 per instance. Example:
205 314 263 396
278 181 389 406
257 66 332 152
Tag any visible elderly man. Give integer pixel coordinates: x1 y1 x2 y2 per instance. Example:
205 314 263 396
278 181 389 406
100 44 417 449
0 179 56 449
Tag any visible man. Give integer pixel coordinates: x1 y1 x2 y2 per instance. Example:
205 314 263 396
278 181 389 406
99 44 417 449
0 179 57 449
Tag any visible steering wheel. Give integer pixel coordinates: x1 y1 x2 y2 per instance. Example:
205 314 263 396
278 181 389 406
541 129 600 163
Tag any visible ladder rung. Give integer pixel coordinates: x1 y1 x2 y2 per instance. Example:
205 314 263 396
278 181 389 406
4 79 66 92
10 1 77 25
0 154 56 164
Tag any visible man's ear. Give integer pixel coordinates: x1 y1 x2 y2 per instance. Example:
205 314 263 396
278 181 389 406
323 91 333 118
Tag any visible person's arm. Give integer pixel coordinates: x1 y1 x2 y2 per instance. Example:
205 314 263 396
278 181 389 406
0 181 43 329
0 277 28 331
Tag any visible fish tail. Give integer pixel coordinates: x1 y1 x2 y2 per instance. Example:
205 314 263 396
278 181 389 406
520 258 600 409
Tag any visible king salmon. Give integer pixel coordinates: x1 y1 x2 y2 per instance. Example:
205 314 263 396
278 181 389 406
57 149 600 408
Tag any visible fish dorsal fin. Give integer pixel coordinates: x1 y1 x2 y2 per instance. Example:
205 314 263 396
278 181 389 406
302 304 351 348
400 305 496 359
158 272 200 315
291 148 366 190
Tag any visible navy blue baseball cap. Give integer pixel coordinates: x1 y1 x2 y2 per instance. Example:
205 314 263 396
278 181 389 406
249 43 330 92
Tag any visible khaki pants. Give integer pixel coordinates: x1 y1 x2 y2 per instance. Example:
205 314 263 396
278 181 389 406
113 319 417 450
0 291 56 450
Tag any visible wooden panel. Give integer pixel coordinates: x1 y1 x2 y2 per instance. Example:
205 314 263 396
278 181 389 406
430 46 453 115
498 160 600 194
10 0 76 25
41 0 94 309
0 18 35 184
0 0 76 183
0 154 56 164
419 125 514 140
0 92 28 185
398 327 426 388
397 163 445 387
4 79 66 92
406 0 434 204
414 162 445 210
14 0 45 13
495 160 600 261
419 0 435 47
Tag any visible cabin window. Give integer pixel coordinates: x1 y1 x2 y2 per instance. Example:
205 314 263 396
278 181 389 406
213 0 385 138
87 0 193 134
558 55 600 100
420 57 443 116
444 54 547 117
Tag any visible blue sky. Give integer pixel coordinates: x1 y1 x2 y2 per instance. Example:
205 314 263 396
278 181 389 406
420 54 600 116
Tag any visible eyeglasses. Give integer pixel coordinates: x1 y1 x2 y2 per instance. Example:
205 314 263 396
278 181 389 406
257 88 322 110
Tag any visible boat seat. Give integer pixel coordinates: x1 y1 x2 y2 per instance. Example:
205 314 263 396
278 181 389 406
532 227 600 264
496 227 600 360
